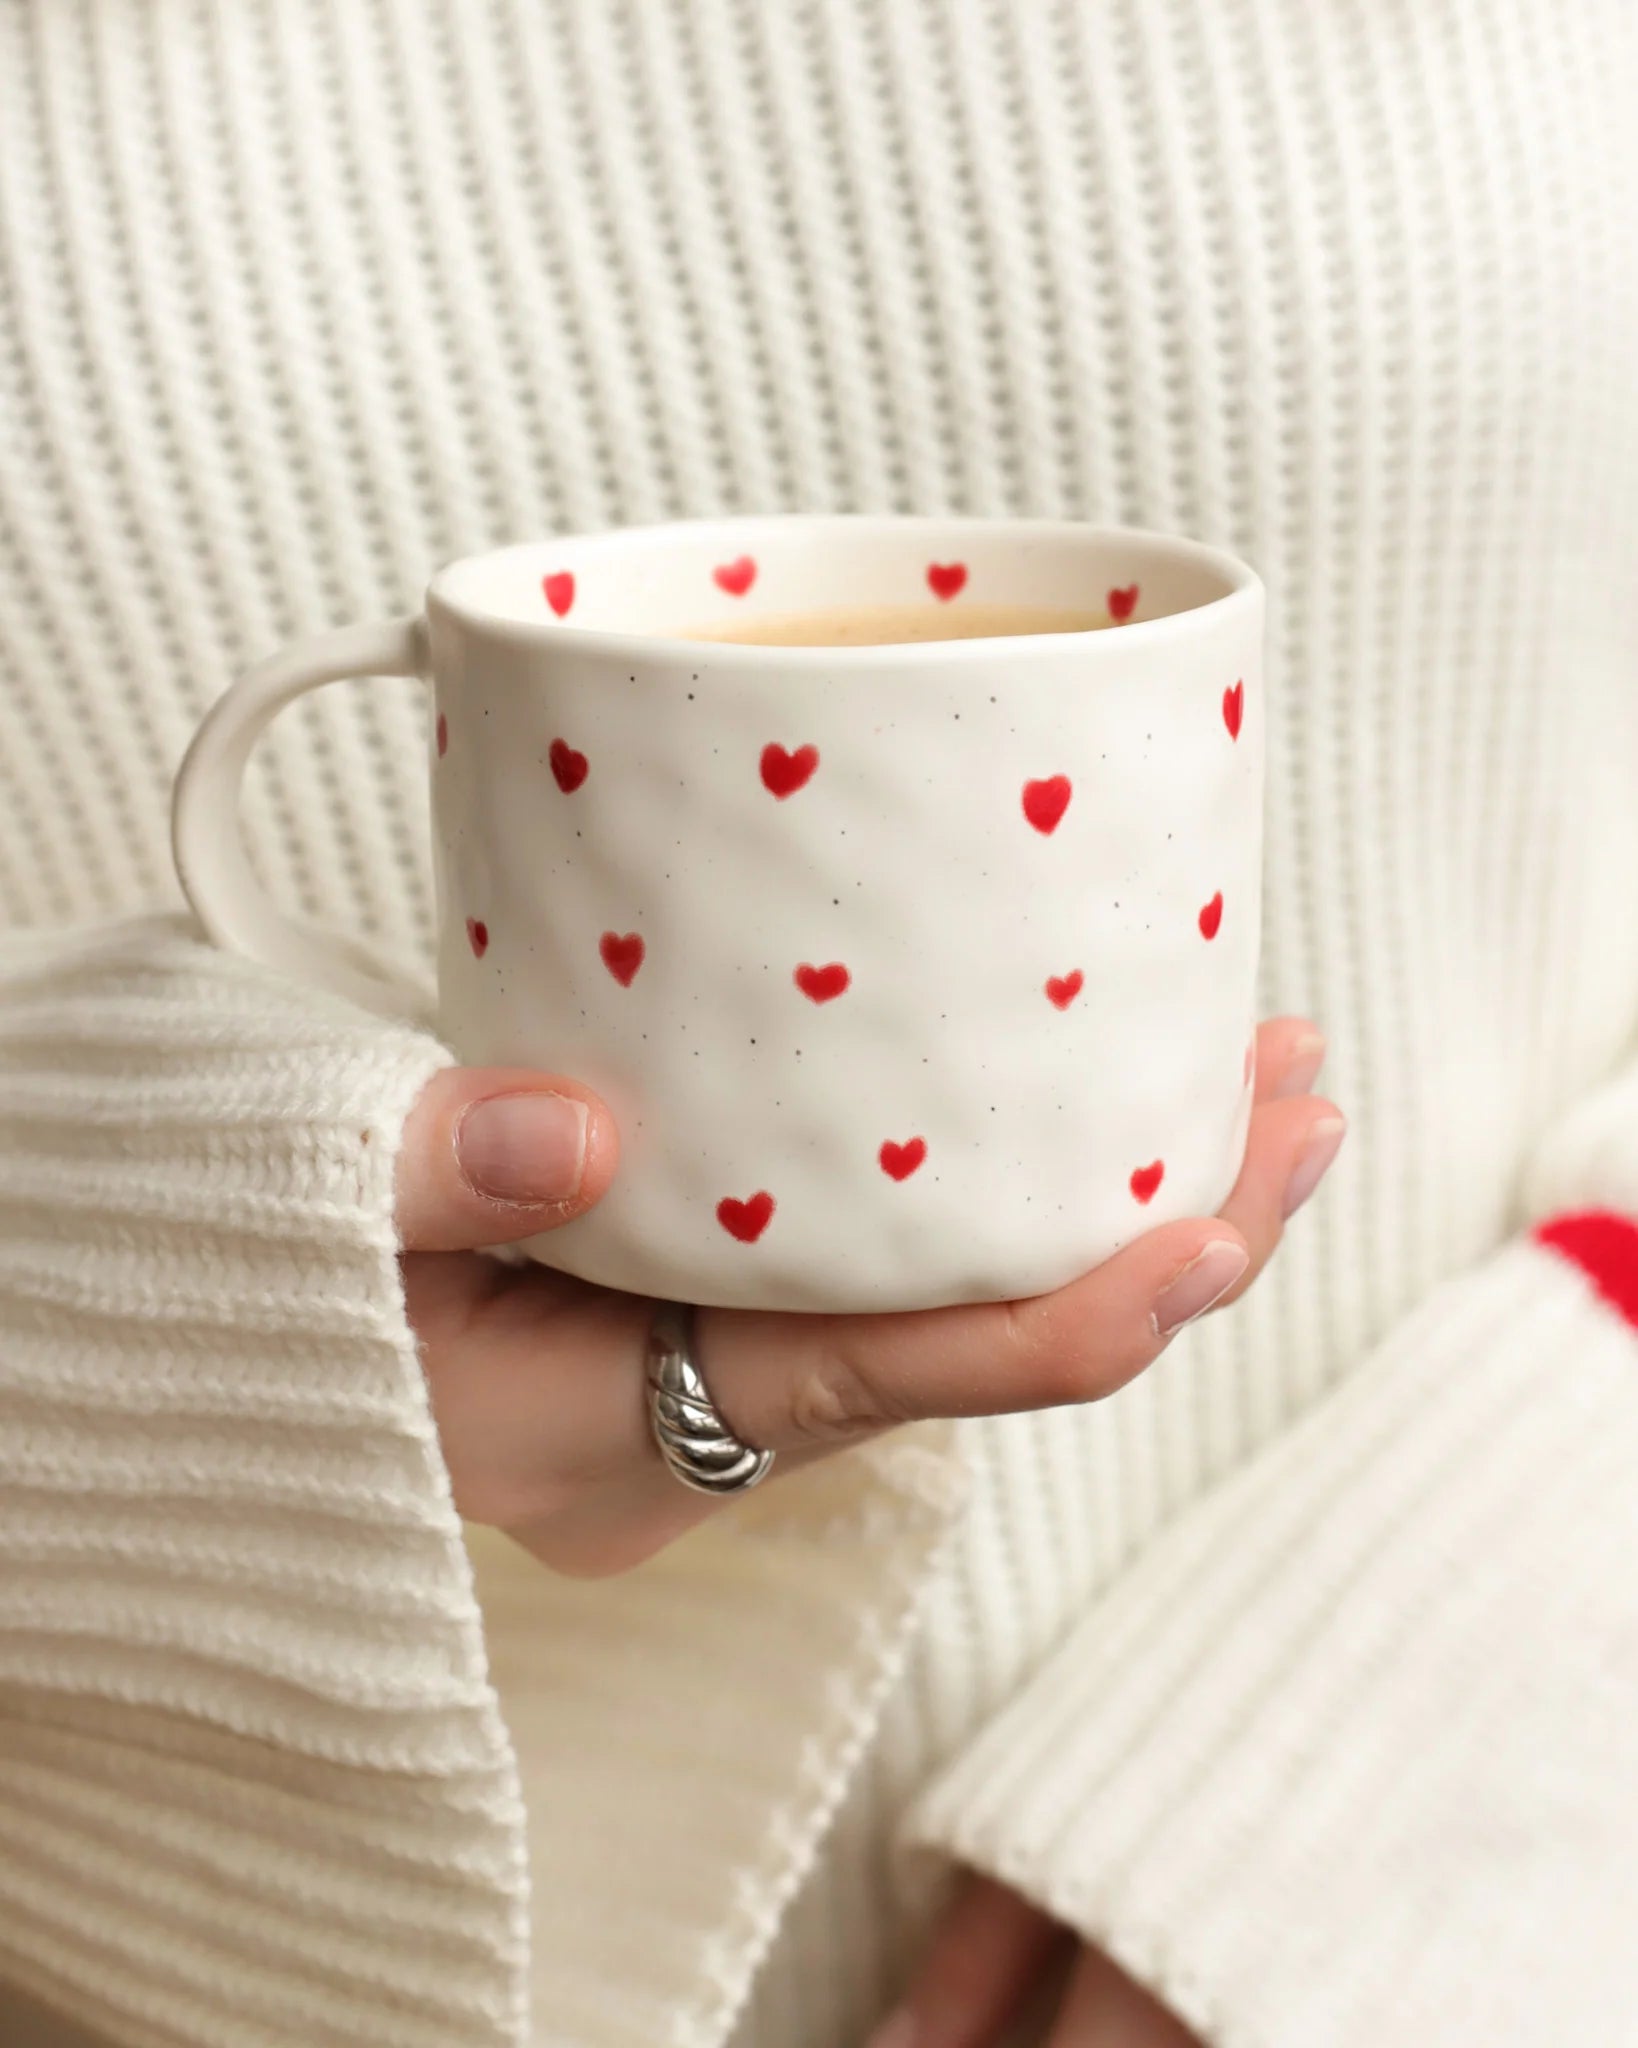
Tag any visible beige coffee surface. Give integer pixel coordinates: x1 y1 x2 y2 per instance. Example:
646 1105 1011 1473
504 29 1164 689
680 603 1112 646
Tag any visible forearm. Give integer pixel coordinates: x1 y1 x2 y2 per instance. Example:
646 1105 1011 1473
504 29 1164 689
903 1202 1638 2046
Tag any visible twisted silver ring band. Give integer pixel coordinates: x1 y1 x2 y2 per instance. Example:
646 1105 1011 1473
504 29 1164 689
645 1302 775 1496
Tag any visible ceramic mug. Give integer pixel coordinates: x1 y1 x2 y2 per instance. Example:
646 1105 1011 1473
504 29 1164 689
174 517 1264 1313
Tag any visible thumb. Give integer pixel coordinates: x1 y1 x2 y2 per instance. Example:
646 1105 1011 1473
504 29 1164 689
395 1066 619 1252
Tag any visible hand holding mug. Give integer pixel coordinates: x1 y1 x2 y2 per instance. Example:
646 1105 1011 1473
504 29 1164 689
175 516 1342 1570
389 1017 1339 1575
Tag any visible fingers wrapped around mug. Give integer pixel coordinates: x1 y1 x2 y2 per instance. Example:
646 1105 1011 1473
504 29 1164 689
703 1019 1340 1457
403 1020 1340 1577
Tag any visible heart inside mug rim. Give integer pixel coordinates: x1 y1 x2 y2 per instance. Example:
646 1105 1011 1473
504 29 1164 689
428 516 1260 662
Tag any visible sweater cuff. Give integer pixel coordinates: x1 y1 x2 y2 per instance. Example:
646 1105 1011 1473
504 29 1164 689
1523 1045 1638 1221
902 1214 1638 2048
0 920 528 2048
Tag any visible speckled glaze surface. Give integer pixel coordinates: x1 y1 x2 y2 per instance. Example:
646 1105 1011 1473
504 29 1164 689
424 517 1263 1311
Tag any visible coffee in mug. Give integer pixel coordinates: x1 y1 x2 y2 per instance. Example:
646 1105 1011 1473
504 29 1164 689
683 603 1114 646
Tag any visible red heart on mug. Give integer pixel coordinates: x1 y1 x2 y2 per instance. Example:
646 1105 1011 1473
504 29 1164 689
717 1190 775 1243
761 741 819 798
600 931 645 987
713 554 757 597
1199 891 1224 940
1223 679 1244 740
436 713 448 758
549 738 589 793
926 561 967 601
1130 1160 1165 1204
794 961 850 1004
1045 969 1084 1010
1107 584 1139 623
543 571 575 617
1022 775 1073 835
466 917 489 959
879 1137 927 1182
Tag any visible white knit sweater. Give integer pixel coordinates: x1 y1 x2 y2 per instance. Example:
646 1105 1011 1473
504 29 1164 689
2 4 1637 2047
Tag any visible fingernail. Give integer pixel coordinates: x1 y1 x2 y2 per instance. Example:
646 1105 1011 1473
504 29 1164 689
457 1092 589 1205
1273 1030 1327 1100
1282 1116 1347 1219
865 2011 916 2048
1151 1239 1251 1339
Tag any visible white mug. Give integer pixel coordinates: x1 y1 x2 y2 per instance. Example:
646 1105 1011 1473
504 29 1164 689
174 517 1264 1313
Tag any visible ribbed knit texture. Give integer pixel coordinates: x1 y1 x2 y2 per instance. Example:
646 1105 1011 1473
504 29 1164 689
1 3 1636 2046
905 1223 1638 2048
467 1427 967 2048
0 922 528 2045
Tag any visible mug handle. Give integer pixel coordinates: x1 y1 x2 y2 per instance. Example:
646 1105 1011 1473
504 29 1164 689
172 616 429 1018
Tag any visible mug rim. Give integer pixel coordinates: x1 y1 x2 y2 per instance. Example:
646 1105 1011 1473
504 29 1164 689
425 515 1261 665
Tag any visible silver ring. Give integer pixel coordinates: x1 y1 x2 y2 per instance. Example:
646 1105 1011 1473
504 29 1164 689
646 1302 774 1497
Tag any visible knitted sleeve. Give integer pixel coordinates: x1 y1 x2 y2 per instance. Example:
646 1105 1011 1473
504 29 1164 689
904 1055 1638 2047
0 917 529 2048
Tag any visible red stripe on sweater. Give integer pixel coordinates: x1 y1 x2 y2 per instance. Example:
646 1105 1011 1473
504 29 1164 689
1534 1210 1638 1330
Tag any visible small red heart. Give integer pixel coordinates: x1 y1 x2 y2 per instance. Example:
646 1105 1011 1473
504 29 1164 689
926 561 967 601
713 554 757 597
1130 1160 1165 1204
717 1190 775 1243
1108 584 1139 623
880 1137 928 1182
1223 680 1244 740
794 961 850 1004
436 713 448 758
761 742 819 798
549 738 589 793
1199 891 1224 940
466 917 489 959
543 571 575 617
1022 775 1073 835
600 931 645 987
1045 969 1084 1010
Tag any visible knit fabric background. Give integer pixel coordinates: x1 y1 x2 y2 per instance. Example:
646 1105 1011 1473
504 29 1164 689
2 4 1638 2046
